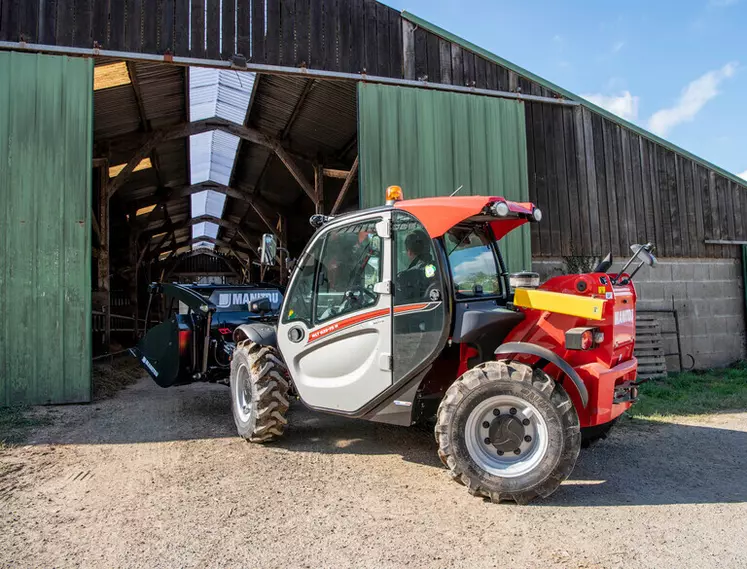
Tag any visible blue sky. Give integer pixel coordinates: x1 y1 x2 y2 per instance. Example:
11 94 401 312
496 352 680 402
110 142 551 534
382 0 747 179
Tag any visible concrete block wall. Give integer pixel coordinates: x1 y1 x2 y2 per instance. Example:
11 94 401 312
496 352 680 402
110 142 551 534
532 258 747 372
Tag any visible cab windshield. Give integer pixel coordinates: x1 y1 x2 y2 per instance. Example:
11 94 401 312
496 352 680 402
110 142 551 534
445 225 504 299
282 219 382 326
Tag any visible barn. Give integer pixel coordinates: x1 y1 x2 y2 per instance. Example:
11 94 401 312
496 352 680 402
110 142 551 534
0 0 745 405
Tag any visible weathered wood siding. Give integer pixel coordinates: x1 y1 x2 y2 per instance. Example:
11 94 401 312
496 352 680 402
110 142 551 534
0 0 403 76
524 105 746 259
403 23 747 260
2 0 744 258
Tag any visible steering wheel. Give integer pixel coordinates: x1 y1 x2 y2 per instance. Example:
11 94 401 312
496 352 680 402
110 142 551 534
340 286 378 312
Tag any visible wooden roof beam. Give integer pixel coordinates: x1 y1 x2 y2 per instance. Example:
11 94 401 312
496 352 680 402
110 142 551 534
323 168 352 179
152 236 255 257
330 155 359 215
107 118 314 198
244 78 318 212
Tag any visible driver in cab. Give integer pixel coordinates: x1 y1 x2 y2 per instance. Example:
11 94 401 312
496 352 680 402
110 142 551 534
398 230 436 303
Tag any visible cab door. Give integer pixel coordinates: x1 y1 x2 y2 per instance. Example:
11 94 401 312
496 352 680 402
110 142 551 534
277 213 393 413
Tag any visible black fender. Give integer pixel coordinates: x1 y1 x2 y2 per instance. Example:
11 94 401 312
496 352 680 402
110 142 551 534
494 342 589 408
233 323 278 348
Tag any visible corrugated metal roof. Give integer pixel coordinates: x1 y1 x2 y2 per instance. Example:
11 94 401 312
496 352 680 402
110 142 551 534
189 67 255 125
134 63 187 129
191 190 227 218
187 68 255 250
189 130 241 185
94 84 141 138
192 221 220 240
92 58 359 257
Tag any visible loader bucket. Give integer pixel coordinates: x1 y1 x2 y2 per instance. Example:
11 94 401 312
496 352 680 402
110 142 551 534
132 318 182 388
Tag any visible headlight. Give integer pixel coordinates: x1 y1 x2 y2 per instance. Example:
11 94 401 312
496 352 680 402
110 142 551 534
533 207 543 222
491 201 510 217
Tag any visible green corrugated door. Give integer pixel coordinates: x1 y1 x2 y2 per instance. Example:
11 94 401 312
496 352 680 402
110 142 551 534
358 83 531 272
0 51 93 405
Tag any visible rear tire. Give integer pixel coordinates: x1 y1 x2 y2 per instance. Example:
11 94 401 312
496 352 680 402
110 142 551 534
230 341 290 443
435 361 581 504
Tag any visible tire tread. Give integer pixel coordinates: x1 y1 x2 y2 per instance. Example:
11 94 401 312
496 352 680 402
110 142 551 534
435 360 581 504
230 341 291 443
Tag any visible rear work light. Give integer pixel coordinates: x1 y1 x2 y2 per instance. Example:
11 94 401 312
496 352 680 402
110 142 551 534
566 327 600 350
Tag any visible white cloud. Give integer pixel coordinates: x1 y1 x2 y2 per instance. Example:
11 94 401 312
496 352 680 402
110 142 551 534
739 170 747 181
648 62 738 136
582 91 640 121
612 41 625 53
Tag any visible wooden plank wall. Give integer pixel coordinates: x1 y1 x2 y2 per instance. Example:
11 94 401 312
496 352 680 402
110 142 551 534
401 24 747 260
2 0 745 258
0 0 403 77
524 104 746 260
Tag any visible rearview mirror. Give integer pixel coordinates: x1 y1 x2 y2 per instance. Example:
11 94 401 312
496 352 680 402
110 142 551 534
260 233 278 266
631 243 657 267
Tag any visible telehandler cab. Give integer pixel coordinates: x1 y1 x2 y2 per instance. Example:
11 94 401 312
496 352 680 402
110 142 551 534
229 187 656 503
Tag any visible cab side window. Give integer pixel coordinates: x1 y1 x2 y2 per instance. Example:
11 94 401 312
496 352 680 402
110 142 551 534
392 211 445 383
313 220 382 324
393 213 440 306
282 238 324 326
445 226 502 299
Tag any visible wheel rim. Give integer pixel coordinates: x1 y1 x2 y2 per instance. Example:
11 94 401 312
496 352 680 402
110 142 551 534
234 363 253 423
464 395 549 478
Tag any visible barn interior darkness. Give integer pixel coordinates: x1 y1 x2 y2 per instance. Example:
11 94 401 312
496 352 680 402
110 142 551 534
93 60 360 352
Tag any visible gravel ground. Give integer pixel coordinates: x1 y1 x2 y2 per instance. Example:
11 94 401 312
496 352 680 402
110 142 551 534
1 376 746 569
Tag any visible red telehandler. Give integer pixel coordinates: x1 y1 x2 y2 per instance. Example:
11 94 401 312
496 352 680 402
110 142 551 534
228 187 656 503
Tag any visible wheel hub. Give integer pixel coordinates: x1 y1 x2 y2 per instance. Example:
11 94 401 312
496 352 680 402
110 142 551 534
488 414 526 452
464 395 549 478
234 364 254 423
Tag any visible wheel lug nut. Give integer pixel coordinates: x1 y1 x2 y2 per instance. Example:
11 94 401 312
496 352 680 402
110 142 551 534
524 435 532 442
482 421 490 429
497 450 504 456
513 449 521 455
492 409 500 416
522 418 530 426
509 407 517 415
484 437 491 444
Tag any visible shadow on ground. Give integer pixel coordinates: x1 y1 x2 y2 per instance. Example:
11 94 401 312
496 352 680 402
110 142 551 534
14 377 747 507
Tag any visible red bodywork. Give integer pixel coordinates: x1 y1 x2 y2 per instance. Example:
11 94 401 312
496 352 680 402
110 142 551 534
401 195 640 428
395 196 534 239
392 194 639 428
501 274 638 427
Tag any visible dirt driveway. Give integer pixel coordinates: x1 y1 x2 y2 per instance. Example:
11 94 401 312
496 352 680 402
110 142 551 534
1 376 746 569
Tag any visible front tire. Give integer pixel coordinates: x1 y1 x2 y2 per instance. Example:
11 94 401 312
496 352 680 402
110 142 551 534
230 341 290 443
435 361 581 504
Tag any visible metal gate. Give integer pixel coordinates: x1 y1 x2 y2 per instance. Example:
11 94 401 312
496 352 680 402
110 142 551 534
357 82 531 272
0 51 93 405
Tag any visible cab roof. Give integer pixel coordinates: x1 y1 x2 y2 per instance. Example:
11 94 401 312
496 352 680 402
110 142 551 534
394 196 536 240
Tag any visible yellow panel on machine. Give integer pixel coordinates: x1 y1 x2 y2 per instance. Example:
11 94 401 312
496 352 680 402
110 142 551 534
513 288 605 321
